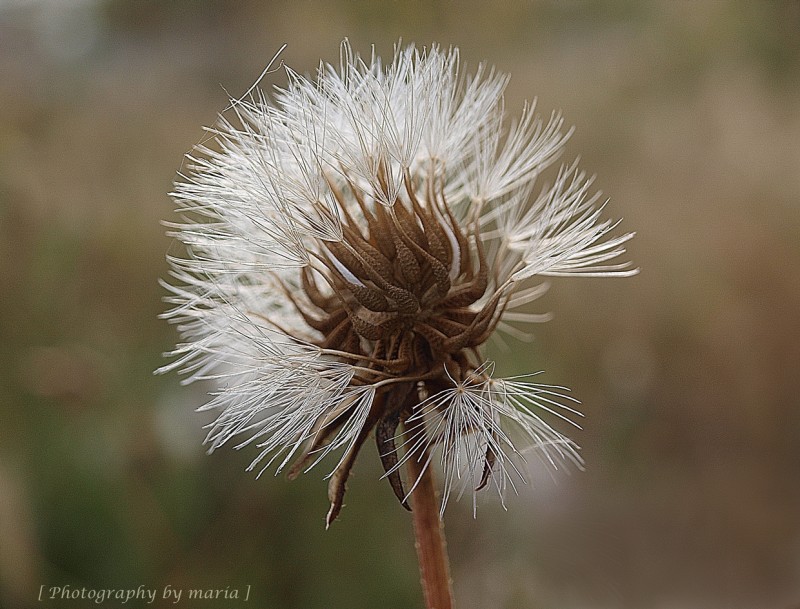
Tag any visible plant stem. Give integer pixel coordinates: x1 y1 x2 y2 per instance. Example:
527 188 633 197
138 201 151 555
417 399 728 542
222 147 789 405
407 454 454 609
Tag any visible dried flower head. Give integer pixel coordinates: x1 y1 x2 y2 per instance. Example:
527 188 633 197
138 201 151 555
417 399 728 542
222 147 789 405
160 41 636 526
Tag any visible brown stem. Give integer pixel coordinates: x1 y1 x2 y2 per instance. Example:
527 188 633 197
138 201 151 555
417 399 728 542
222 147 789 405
407 454 454 609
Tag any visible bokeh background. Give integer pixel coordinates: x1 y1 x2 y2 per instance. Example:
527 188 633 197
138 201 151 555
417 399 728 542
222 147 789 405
2 1 799 608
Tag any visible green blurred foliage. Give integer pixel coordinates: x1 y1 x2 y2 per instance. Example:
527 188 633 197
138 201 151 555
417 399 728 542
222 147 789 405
1 1 799 608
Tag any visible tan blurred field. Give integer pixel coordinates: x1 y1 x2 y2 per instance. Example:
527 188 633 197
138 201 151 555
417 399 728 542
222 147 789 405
2 2 799 608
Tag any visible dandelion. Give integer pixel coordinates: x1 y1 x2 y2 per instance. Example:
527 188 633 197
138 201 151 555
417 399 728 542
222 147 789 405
160 40 635 609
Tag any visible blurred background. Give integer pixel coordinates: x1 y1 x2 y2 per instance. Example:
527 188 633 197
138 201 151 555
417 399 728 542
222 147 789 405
2 1 799 608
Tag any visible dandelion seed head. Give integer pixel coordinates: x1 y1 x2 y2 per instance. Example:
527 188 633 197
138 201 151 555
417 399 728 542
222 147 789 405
161 40 636 523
